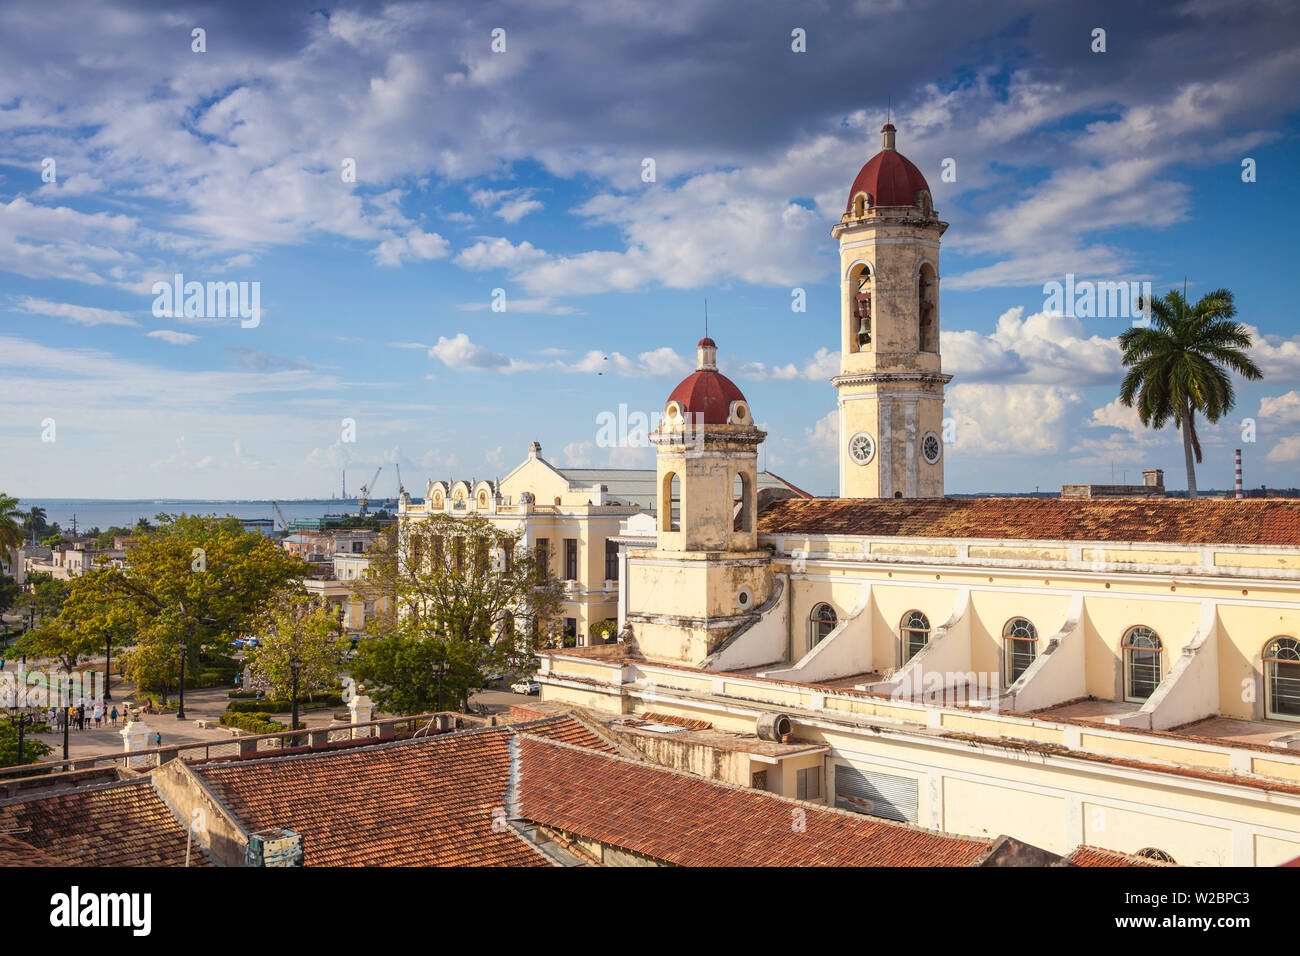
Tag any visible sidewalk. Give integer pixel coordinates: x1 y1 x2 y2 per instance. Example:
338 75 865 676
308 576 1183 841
3 662 351 762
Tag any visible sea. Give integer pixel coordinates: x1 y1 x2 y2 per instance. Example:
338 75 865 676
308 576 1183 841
12 498 407 533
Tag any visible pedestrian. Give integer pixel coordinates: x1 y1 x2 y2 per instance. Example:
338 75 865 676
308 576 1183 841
110 705 118 727
94 701 103 728
154 731 161 748
56 707 65 732
77 703 85 731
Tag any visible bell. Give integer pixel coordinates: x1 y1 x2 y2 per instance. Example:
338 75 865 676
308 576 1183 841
857 316 870 337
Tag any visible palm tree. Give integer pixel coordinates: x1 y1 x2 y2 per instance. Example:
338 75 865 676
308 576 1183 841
24 506 47 543
0 494 24 556
1118 288 1262 498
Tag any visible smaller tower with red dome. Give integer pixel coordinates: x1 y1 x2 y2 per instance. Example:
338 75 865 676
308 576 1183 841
621 337 776 663
831 123 950 499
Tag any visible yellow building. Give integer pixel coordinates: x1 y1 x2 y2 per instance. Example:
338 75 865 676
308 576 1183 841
537 125 1300 866
400 441 805 647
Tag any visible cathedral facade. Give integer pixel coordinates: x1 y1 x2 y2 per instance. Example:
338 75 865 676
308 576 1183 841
537 126 1300 866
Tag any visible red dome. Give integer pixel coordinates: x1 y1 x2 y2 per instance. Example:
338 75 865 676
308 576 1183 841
697 336 716 348
845 138 931 212
668 368 747 425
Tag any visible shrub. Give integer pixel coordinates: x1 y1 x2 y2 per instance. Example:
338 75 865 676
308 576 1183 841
226 693 345 714
218 711 286 735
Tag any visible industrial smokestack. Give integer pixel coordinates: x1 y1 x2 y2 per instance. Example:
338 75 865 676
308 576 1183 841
1235 448 1243 500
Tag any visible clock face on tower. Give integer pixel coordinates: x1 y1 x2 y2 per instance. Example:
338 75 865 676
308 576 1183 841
848 431 875 465
922 431 942 464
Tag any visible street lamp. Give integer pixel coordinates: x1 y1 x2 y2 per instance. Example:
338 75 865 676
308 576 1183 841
62 677 70 762
176 640 188 721
289 656 300 742
21 604 33 674
9 709 35 769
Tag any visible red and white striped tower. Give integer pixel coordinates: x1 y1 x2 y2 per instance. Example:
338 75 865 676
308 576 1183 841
1235 448 1243 499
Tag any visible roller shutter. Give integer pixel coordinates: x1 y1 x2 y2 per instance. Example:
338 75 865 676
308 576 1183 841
834 763 919 824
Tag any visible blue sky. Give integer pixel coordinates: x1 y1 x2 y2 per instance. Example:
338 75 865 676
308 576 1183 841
2 0 1299 499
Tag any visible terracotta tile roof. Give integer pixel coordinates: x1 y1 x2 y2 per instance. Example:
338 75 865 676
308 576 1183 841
0 779 206 867
513 736 991 866
637 711 713 730
1065 845 1173 867
193 715 615 867
758 496 1300 546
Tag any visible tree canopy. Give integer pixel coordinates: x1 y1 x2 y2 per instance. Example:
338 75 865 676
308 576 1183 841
244 591 350 703
1119 288 1262 497
352 515 562 713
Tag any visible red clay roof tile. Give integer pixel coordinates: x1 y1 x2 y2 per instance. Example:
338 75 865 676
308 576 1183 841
514 735 990 866
758 496 1300 546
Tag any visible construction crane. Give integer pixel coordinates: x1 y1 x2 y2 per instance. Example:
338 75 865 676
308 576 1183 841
395 463 406 499
271 500 291 534
358 466 382 515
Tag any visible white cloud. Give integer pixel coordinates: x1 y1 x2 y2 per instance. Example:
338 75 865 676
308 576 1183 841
454 237 549 272
14 295 138 327
428 333 535 373
943 307 1123 386
146 329 198 345
373 228 450 267
740 347 838 382
947 383 1081 455
1258 391 1300 425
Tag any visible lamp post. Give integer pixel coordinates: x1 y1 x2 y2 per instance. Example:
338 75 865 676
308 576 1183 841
176 640 188 721
21 604 33 673
10 710 35 768
289 656 300 741
62 678 70 762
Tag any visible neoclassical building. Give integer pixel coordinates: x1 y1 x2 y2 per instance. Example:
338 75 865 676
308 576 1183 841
399 442 806 647
536 125 1300 866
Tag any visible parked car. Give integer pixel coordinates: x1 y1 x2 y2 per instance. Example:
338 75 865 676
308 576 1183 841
510 680 540 695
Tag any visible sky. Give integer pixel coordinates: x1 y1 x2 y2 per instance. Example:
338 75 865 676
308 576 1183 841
2 0 1299 500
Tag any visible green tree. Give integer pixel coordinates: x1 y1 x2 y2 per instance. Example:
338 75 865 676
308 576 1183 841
0 574 19 617
1119 288 1263 497
76 514 308 696
353 515 561 713
244 592 349 704
0 717 52 767
22 506 48 543
28 567 140 698
17 572 71 631
0 494 23 556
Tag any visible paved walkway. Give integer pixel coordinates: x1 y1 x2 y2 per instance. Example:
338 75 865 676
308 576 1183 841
4 656 528 764
2 659 350 762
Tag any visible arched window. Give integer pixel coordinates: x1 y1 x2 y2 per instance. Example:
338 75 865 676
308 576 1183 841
1135 847 1176 864
918 263 938 352
1003 617 1038 685
901 610 930 663
1264 637 1300 721
810 603 837 648
733 472 753 533
661 472 680 531
1123 626 1163 702
849 264 872 353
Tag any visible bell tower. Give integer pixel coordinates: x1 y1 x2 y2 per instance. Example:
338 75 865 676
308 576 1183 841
624 337 775 665
832 123 950 498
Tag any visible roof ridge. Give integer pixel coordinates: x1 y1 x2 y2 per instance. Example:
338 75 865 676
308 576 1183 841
194 713 584 773
0 772 151 808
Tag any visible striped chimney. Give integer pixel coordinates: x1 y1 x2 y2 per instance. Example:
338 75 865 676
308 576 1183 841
1235 448 1243 500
